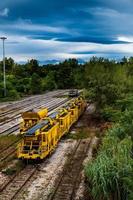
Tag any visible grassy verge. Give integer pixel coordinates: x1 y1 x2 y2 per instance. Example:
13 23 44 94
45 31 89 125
67 127 100 140
0 96 21 102
2 160 25 176
68 129 90 139
84 110 133 200
0 135 20 151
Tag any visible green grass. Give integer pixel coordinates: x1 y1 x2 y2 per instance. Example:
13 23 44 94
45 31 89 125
2 167 16 175
84 110 133 200
2 160 25 176
0 96 21 102
0 135 20 151
67 128 91 140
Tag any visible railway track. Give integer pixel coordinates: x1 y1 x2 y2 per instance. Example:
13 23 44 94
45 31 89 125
0 140 90 200
0 90 67 124
0 97 62 131
0 95 42 113
0 97 46 122
0 90 66 116
0 165 38 200
0 94 47 116
48 139 91 200
0 98 68 135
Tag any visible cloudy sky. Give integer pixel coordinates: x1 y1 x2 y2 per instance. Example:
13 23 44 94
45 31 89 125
0 0 133 63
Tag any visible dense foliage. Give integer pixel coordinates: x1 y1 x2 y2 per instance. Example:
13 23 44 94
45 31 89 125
85 111 133 200
0 56 133 104
0 58 80 99
81 57 133 199
0 56 132 101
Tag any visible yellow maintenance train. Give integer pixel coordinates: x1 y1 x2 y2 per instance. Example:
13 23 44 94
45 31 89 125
17 96 86 160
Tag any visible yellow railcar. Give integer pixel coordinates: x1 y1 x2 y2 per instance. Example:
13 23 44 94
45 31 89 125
17 96 86 160
20 108 48 134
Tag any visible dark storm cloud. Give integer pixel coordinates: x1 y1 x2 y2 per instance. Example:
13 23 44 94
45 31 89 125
0 0 133 62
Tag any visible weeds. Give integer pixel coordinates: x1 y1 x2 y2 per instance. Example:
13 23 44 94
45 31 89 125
0 135 20 151
85 110 133 200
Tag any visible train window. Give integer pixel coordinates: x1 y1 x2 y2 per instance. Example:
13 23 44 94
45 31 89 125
60 119 63 125
42 134 46 142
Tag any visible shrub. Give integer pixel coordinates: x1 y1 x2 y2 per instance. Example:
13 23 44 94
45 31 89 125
85 111 133 200
8 89 20 99
100 106 122 122
85 137 133 200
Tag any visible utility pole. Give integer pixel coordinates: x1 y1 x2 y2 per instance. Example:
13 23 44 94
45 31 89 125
0 37 7 97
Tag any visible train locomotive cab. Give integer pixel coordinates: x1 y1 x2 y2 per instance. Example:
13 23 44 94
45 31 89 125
18 117 59 160
20 108 48 134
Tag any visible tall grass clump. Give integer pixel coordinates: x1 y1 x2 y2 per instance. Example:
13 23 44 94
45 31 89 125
85 110 133 200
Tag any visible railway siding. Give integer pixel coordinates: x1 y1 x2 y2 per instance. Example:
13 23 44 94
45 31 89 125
48 139 91 200
0 97 68 135
0 90 67 113
0 165 37 200
0 90 68 128
13 140 77 200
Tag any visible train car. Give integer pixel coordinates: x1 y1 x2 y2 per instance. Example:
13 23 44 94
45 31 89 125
68 89 79 97
17 96 86 160
20 108 48 134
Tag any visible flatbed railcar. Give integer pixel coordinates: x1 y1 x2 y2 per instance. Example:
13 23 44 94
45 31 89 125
17 96 86 160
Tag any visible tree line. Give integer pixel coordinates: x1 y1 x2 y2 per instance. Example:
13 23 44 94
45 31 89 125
1 56 133 118
0 58 81 98
0 56 133 100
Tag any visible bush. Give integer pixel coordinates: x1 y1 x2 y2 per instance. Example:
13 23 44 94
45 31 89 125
8 89 20 99
2 167 16 175
100 106 122 122
85 111 133 200
0 80 20 99
84 89 96 102
30 73 42 94
85 137 133 200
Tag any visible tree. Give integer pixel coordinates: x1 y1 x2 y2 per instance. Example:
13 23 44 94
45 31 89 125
54 59 78 88
42 71 57 91
26 59 39 75
5 57 15 72
30 73 42 94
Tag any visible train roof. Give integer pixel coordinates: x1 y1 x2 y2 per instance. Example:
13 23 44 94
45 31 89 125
49 111 59 119
25 119 49 136
25 111 59 136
